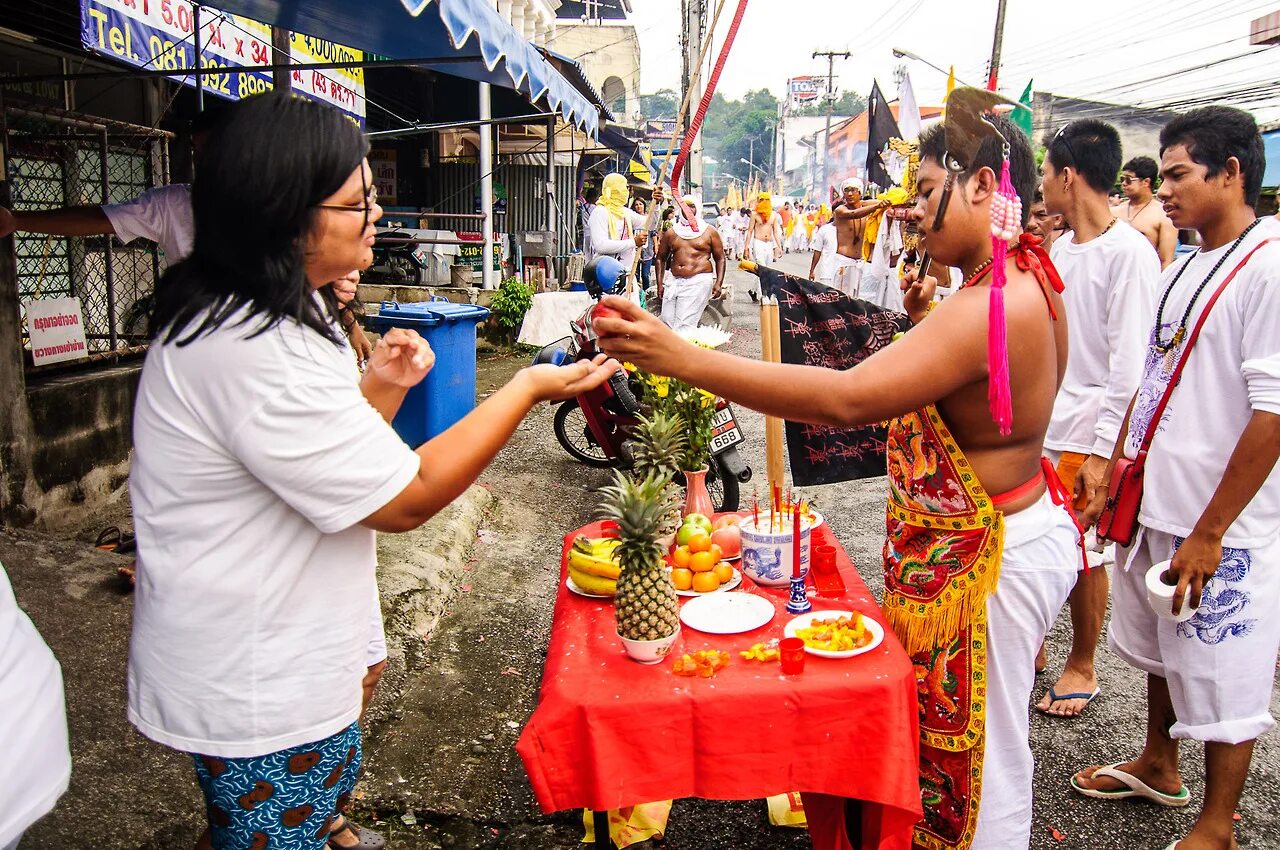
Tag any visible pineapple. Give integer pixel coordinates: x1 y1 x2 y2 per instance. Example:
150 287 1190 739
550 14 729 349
630 411 687 484
629 411 687 538
601 470 682 642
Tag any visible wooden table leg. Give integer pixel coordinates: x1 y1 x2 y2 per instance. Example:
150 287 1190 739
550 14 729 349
592 810 613 850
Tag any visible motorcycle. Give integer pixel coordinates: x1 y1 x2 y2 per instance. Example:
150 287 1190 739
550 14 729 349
534 257 751 512
363 228 432 286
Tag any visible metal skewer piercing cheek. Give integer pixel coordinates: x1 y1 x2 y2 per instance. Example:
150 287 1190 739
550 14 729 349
932 172 957 231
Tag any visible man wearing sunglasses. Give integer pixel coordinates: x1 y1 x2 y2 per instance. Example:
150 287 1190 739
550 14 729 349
1117 155 1178 268
1035 120 1160 720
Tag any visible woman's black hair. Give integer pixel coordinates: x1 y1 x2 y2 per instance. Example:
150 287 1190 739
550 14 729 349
151 89 369 346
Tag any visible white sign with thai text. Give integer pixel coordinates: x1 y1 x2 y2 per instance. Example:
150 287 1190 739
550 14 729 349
28 297 89 366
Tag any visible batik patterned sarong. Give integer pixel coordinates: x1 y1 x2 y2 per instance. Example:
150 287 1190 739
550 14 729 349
883 404 1004 850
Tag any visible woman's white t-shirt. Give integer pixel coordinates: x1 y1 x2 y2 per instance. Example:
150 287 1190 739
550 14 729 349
0 567 71 847
128 306 420 757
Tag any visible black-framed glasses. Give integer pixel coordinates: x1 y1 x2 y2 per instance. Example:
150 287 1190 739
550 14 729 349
1052 124 1079 170
318 185 379 213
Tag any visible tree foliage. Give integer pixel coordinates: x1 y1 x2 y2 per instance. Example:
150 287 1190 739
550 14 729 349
790 90 867 118
639 88 783 190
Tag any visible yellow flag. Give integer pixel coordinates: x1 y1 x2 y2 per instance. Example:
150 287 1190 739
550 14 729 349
943 65 956 117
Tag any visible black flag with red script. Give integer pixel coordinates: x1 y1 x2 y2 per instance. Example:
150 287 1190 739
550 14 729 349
758 266 912 486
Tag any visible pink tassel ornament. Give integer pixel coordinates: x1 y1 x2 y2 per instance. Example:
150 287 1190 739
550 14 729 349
987 155 1021 437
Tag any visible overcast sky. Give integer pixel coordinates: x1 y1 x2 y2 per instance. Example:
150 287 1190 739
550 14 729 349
624 0 1279 125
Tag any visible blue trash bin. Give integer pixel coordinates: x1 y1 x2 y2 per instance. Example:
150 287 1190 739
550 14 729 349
367 298 490 447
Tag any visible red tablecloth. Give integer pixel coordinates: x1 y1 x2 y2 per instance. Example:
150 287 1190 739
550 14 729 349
516 518 922 850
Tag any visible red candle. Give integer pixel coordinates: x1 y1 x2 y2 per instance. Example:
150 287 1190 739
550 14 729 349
792 497 802 579
752 492 759 529
772 483 780 530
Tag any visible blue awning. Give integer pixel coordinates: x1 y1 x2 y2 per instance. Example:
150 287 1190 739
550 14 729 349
210 0 600 137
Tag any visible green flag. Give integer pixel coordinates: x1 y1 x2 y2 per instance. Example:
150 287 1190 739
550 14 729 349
1014 80 1034 139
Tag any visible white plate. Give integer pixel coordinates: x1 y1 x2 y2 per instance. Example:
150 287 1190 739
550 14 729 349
784 610 884 658
566 574 613 599
673 567 742 597
680 592 775 634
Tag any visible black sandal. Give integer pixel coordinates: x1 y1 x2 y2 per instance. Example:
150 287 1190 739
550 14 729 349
95 526 136 554
327 815 386 850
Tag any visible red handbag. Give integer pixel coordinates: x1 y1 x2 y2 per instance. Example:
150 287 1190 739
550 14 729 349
1098 237 1279 546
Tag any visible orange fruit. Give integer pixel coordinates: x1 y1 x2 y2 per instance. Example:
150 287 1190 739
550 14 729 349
713 562 734 584
670 568 694 591
708 543 723 562
671 546 692 568
688 532 712 553
691 571 720 593
689 550 716 573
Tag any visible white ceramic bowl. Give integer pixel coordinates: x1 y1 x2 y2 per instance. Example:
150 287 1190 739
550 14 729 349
1146 560 1195 623
739 516 812 586
617 626 681 664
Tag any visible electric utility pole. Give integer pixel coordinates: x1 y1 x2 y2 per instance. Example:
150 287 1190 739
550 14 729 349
813 49 849 202
986 0 1009 91
681 0 708 191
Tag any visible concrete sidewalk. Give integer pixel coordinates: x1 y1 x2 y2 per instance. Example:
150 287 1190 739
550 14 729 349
6 484 491 850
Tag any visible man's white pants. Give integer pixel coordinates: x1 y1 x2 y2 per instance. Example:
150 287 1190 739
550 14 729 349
1110 526 1280 744
661 272 715 331
972 492 1078 850
832 254 862 298
750 239 775 265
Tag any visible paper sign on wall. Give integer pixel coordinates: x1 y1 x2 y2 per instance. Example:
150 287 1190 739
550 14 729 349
28 298 89 366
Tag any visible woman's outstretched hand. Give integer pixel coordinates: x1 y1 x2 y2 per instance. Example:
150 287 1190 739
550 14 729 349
520 353 622 403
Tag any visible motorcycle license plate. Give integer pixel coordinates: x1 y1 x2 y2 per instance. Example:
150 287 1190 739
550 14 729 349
709 405 744 453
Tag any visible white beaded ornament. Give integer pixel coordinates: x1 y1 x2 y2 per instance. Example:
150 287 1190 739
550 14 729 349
989 191 1022 242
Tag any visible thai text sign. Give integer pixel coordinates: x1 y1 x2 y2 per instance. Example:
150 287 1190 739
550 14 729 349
79 0 364 124
28 298 89 366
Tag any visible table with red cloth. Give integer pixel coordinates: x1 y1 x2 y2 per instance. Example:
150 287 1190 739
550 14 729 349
516 517 922 850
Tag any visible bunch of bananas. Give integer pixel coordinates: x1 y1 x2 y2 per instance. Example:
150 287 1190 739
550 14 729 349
566 535 622 596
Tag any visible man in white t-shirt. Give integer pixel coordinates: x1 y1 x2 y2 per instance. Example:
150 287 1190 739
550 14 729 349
1072 107 1280 850
0 566 71 850
0 181 194 265
1037 120 1160 718
808 220 838 285
0 108 222 262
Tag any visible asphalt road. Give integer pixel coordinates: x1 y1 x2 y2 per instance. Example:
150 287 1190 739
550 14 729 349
361 252 1280 850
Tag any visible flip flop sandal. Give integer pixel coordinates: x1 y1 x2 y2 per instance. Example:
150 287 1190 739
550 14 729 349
95 526 121 550
327 817 386 850
1035 686 1102 717
1069 762 1191 808
95 527 137 554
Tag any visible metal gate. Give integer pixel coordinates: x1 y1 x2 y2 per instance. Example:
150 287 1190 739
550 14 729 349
3 101 171 365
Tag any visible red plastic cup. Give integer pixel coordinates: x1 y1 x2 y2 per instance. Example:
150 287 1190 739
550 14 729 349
779 637 806 674
813 545 837 574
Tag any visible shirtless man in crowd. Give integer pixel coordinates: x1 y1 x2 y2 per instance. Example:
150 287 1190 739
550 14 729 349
745 193 783 300
593 112 1079 850
655 194 726 331
831 178 889 296
1116 155 1178 267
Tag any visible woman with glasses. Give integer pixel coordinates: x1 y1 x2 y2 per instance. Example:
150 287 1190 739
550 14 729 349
129 91 617 850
